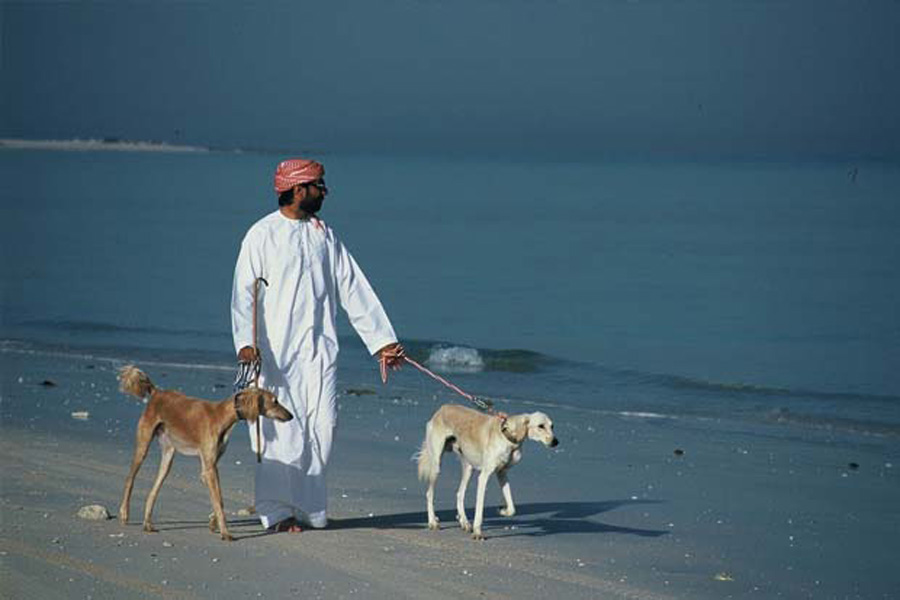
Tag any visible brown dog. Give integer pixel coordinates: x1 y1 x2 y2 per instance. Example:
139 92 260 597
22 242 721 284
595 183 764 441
117 365 292 541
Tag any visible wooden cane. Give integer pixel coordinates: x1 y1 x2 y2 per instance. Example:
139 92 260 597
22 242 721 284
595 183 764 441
252 277 268 463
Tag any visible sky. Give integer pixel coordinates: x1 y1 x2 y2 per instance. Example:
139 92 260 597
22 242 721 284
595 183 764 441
2 1 899 160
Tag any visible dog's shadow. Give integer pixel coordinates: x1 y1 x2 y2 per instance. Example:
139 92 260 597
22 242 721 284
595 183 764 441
121 518 276 541
330 499 670 539
134 500 668 541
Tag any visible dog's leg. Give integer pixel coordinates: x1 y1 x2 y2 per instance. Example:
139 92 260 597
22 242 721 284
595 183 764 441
497 469 516 517
422 424 448 531
142 444 175 533
201 455 233 542
426 476 439 530
456 461 473 532
120 419 155 525
471 469 491 541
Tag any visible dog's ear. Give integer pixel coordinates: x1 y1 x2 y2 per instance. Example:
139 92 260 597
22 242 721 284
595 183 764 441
508 415 530 443
236 389 262 422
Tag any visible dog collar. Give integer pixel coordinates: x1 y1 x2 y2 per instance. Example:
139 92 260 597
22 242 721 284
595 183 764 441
233 395 246 421
498 417 519 445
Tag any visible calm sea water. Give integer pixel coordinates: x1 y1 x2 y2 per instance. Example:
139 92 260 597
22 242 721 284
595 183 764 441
2 148 899 436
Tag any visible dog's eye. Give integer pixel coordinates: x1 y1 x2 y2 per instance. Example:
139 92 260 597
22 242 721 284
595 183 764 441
538 424 545 429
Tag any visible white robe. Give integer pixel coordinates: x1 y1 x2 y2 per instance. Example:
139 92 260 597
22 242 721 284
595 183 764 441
231 210 397 528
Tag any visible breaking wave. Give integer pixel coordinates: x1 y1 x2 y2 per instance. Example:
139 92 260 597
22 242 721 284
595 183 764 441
620 367 900 404
425 346 484 373
405 342 550 374
17 319 228 339
763 407 900 437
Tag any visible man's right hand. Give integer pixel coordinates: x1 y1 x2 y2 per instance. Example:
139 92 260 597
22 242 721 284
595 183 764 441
238 346 260 363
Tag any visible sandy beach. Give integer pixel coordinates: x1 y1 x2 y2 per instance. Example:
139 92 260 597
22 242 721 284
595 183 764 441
4 1 900 597
1 348 898 600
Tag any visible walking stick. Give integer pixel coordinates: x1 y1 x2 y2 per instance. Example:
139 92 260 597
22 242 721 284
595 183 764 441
252 277 268 463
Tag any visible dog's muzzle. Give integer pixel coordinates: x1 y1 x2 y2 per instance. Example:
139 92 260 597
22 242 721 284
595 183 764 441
550 437 559 447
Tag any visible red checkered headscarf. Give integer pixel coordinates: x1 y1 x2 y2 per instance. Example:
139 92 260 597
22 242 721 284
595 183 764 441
274 158 325 193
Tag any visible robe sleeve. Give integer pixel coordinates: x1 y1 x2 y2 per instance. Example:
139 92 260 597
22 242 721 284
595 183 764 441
231 228 265 354
333 234 398 356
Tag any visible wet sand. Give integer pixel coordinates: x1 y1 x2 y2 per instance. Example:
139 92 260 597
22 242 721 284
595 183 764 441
1 349 898 599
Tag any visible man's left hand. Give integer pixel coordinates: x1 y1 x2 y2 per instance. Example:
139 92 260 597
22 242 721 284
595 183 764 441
378 342 406 370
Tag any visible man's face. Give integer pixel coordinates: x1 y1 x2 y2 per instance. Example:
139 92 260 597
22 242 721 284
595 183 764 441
294 179 327 214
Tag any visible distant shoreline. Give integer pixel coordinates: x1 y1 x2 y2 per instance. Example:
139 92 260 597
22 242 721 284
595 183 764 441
0 137 214 153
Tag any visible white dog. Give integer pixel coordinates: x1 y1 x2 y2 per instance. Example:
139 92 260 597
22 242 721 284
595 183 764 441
417 404 558 540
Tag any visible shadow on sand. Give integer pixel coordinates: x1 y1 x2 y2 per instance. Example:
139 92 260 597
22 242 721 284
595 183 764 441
137 500 669 540
120 517 276 541
330 500 670 539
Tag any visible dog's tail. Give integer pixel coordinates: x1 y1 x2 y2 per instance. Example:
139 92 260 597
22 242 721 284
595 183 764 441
416 420 443 483
117 365 155 403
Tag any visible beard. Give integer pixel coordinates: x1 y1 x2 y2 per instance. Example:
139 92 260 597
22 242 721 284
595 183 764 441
298 195 324 215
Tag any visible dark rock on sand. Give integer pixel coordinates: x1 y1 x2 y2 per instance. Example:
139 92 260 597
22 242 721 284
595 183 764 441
345 388 376 396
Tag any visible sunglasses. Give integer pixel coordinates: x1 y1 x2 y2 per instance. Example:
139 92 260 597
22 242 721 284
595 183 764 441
303 179 327 192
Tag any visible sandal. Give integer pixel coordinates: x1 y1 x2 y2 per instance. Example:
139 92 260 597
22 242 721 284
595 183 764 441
269 517 303 533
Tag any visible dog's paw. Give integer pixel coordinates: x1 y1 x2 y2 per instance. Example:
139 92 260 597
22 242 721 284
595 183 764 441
221 532 235 542
458 519 472 532
499 507 516 517
427 519 440 531
142 524 158 534
471 531 485 541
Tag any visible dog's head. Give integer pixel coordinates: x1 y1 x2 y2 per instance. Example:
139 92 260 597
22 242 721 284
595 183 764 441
235 388 293 423
526 412 558 447
503 411 559 447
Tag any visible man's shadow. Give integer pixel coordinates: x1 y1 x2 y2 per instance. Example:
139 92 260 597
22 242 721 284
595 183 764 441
140 500 668 540
329 499 670 538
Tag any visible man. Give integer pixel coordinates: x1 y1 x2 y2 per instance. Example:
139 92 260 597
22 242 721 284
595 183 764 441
231 158 404 532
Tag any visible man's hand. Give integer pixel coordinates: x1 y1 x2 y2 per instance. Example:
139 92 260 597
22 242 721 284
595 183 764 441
238 346 260 363
377 342 405 370
234 346 261 392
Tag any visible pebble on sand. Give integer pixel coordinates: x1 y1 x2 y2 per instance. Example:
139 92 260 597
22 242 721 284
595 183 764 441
77 505 111 520
673 448 685 457
848 462 860 470
41 380 58 387
71 411 90 420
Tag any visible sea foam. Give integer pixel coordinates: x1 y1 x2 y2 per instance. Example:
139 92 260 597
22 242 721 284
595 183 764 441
425 346 485 373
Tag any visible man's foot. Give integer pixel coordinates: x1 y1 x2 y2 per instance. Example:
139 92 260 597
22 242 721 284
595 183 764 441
305 513 328 529
297 511 328 529
268 517 303 533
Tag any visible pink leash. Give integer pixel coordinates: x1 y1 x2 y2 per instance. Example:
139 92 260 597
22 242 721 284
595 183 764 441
380 353 497 414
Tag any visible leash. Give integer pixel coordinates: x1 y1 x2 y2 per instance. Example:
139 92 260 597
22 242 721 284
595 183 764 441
380 352 497 415
234 277 269 463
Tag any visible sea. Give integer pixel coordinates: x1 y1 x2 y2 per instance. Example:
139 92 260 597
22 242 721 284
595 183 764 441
2 145 899 443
